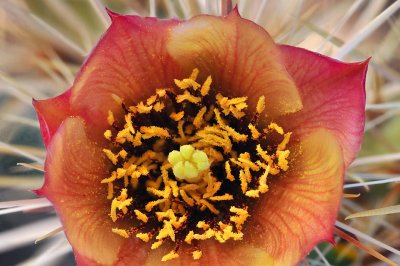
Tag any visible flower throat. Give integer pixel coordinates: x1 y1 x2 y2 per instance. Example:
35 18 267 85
102 68 292 262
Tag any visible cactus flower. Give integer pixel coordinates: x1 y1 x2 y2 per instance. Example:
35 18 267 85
33 8 368 266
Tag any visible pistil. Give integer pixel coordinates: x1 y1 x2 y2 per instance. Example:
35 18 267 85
168 145 210 183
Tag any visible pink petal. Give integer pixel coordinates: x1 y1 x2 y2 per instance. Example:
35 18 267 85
166 9 303 117
70 13 182 132
71 14 180 130
41 117 137 265
36 13 184 144
278 45 368 167
32 90 71 147
248 129 344 265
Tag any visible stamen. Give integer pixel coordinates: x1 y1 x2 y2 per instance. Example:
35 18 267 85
170 111 185 121
161 250 179 262
136 233 150 242
134 210 148 223
192 250 203 260
112 228 129 238
225 161 235 181
104 130 112 140
193 106 207 129
137 102 153 114
176 90 201 104
189 68 199 80
103 149 118 165
146 95 157 106
174 78 200 90
248 124 261 139
107 110 114 125
151 240 163 250
101 68 292 262
153 101 165 112
268 122 284 135
256 96 266 114
140 126 170 139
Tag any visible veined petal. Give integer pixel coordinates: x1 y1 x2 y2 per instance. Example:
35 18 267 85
36 13 183 144
41 117 128 265
166 10 302 117
32 90 71 147
197 242 275 266
144 242 275 266
248 129 344 265
278 45 368 167
70 14 182 132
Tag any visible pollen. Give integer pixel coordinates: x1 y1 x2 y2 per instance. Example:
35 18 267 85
153 101 165 112
245 189 260 198
278 132 292 151
174 78 200 90
225 161 235 181
136 233 150 242
134 209 148 223
104 130 112 140
138 101 153 114
103 149 118 165
151 240 163 250
176 90 201 104
248 124 261 139
107 110 114 125
200 76 212 96
277 150 290 171
197 221 210 230
193 106 207 129
256 95 266 114
145 199 167 212
112 228 129 238
192 250 202 260
101 68 292 262
209 193 233 201
161 250 179 262
189 68 199 80
156 88 166 97
140 126 170 139
170 111 185 121
268 122 284 135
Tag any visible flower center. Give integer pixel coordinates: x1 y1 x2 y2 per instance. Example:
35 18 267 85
168 145 210 183
102 69 292 262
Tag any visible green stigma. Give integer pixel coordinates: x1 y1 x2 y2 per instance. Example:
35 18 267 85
168 145 210 183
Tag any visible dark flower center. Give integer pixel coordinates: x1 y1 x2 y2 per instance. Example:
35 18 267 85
102 69 291 261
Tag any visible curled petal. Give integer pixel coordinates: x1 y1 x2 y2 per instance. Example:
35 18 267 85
37 14 183 143
248 129 344 265
70 14 182 132
278 45 368 166
32 90 71 147
41 117 129 265
167 10 303 117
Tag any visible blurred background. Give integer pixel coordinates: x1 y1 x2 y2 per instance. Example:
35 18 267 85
0 0 399 265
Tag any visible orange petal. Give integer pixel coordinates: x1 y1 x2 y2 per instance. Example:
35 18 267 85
143 241 275 266
248 129 344 265
41 117 132 265
166 10 302 117
69 14 182 133
278 45 368 167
